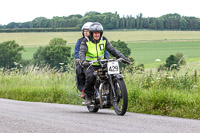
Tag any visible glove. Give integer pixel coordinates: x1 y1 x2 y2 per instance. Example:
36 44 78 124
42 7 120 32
75 59 81 65
81 60 90 67
122 57 130 64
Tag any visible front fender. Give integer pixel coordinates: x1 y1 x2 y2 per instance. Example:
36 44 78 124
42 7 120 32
113 74 124 79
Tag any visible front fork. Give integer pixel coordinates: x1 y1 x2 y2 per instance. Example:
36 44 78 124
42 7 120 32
108 74 124 103
108 75 117 102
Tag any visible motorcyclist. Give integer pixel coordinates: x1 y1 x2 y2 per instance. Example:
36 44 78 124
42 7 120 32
79 22 130 105
74 22 109 98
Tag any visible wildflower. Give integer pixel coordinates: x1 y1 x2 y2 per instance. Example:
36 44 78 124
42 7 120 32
171 64 177 66
151 81 155 83
156 77 161 80
167 77 173 79
59 63 64 65
13 62 19 66
35 66 39 70
193 85 198 88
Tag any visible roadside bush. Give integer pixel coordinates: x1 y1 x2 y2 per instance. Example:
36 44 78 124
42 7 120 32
0 40 24 68
123 56 144 73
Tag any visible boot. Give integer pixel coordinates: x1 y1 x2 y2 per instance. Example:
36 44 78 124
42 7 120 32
85 95 92 105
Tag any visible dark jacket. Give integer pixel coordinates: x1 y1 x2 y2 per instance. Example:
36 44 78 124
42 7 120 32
75 37 110 59
74 37 84 59
79 36 126 62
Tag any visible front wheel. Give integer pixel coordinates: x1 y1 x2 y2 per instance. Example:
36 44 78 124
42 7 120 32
113 78 128 115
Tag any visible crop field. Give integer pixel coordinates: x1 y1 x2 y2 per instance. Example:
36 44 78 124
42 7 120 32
1 30 200 45
1 30 200 65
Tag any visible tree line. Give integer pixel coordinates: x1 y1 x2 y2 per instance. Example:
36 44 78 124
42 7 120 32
0 12 200 31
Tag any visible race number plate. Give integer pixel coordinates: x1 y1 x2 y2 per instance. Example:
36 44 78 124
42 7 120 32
107 61 120 74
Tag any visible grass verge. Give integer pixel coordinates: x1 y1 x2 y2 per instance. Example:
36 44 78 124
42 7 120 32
0 66 200 119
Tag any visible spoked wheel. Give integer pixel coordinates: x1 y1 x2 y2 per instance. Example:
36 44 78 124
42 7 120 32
113 79 128 115
87 105 99 113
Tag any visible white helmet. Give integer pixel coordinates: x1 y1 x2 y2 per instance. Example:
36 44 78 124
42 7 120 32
82 22 93 31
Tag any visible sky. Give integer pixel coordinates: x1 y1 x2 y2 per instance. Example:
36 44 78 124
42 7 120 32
0 0 199 25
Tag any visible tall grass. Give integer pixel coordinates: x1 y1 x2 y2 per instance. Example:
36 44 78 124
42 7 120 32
0 66 80 105
0 66 200 119
124 69 200 119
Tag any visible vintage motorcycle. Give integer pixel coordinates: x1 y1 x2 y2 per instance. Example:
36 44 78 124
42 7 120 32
82 58 129 115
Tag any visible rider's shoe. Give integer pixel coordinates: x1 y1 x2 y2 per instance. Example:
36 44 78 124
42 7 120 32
80 90 86 99
85 95 92 105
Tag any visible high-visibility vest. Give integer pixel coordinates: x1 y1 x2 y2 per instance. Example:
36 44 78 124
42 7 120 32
86 38 106 65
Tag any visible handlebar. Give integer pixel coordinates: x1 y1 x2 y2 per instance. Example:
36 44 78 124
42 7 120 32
87 58 129 69
90 58 130 64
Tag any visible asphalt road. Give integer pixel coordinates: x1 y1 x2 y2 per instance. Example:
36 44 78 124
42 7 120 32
0 98 199 133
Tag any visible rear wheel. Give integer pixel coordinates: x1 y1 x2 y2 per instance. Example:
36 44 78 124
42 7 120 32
87 105 99 112
113 79 128 115
87 89 99 112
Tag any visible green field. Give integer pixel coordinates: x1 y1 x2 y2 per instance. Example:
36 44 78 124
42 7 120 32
22 41 200 66
1 31 200 65
129 41 200 64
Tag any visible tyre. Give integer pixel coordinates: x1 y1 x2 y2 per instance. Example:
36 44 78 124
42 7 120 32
87 105 99 113
113 78 128 115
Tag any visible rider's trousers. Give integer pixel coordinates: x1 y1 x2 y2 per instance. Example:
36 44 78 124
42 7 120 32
83 65 100 96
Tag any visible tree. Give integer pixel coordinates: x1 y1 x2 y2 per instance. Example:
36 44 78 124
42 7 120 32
6 22 18 29
30 17 49 28
164 52 186 71
84 11 101 17
175 52 186 65
109 40 131 69
0 40 24 68
180 17 187 30
33 38 71 70
136 13 143 29
161 13 181 29
49 38 67 45
165 55 179 70
110 40 131 57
